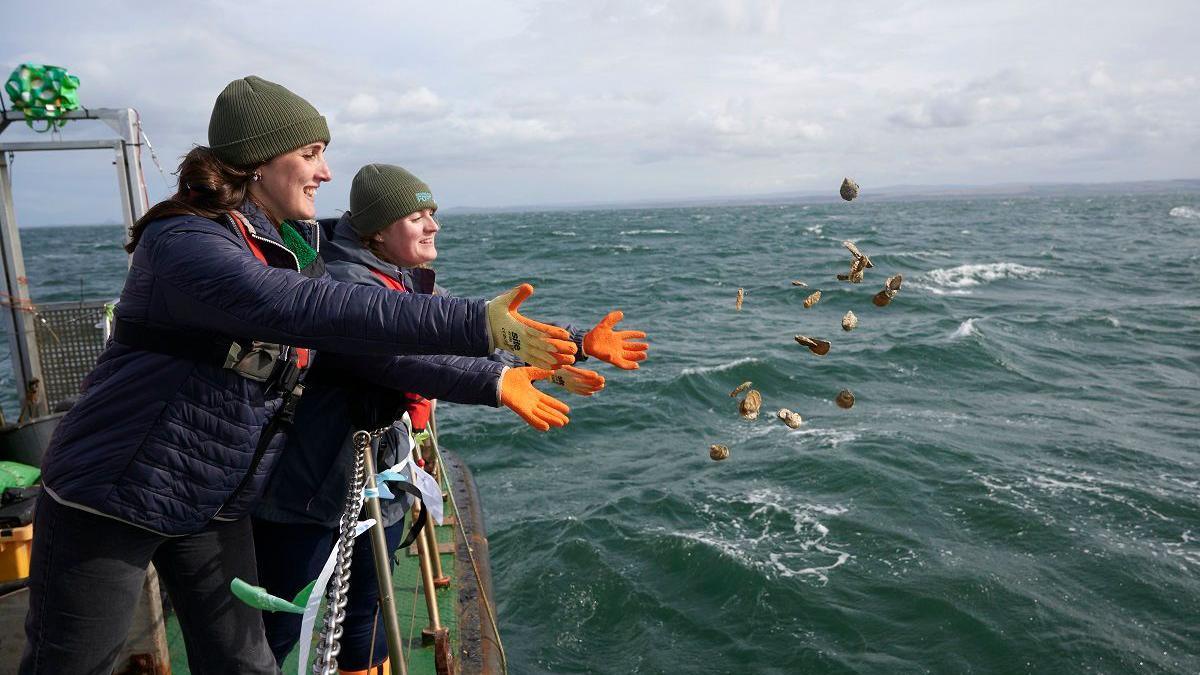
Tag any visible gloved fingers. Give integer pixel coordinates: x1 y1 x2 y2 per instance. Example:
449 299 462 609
562 366 605 393
516 408 551 432
533 404 569 427
521 329 577 364
609 353 644 370
519 367 553 382
537 392 572 415
613 330 648 341
505 283 535 312
596 310 624 330
522 347 575 370
533 334 578 356
619 340 649 352
515 313 572 341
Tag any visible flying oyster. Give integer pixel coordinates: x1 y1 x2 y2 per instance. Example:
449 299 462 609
842 240 874 267
739 390 763 420
803 290 822 308
840 177 860 201
791 280 809 287
709 444 730 461
841 310 858 331
777 408 804 429
873 274 903 307
794 335 831 355
836 389 855 409
735 288 744 311
729 381 752 398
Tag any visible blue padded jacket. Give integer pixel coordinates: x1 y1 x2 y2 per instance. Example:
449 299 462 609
41 202 493 535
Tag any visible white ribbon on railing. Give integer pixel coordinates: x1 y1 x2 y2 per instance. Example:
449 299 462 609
295 518 376 674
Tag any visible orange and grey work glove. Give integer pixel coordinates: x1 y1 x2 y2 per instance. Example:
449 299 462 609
487 284 577 369
500 367 571 431
549 365 606 396
582 310 648 370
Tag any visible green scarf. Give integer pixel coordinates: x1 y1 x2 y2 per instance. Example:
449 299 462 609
279 221 318 270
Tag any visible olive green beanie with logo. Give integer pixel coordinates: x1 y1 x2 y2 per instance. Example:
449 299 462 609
349 164 438 237
208 75 330 166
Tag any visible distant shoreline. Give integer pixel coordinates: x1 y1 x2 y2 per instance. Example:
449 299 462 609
23 177 1200 227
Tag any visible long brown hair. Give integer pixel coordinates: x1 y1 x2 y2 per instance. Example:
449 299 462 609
127 146 258 253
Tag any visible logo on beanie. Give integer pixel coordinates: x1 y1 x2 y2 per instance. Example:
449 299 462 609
415 191 433 202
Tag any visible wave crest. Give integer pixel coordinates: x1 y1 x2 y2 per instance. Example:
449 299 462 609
1169 206 1200 220
919 262 1050 289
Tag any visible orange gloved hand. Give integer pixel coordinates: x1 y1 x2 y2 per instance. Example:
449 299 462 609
582 310 648 370
549 365 606 396
500 367 571 431
487 284 577 369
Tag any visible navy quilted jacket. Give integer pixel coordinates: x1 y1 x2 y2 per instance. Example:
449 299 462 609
40 202 492 535
254 214 509 528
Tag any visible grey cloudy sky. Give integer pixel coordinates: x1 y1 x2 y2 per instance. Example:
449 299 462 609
2 0 1197 224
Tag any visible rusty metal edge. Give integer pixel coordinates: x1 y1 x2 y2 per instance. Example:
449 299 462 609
442 449 501 675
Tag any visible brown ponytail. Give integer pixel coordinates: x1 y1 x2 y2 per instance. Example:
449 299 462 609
126 147 258 253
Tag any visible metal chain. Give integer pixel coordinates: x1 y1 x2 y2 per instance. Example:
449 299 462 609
312 430 371 675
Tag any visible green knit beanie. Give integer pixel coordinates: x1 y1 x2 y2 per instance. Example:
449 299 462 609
349 164 438 237
208 75 330 166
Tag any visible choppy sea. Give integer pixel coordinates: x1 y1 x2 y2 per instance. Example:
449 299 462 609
3 191 1198 673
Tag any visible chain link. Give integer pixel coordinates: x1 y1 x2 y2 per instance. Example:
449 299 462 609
312 430 372 674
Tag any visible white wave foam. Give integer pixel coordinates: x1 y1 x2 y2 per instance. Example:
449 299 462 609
619 229 679 235
950 318 979 339
804 224 823 235
1169 206 1200 220
674 489 851 584
787 427 859 448
1105 316 1120 328
920 262 1050 289
551 230 577 236
680 356 757 376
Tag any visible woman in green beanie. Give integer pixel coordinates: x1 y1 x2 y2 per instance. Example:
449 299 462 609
21 78 578 675
252 164 650 673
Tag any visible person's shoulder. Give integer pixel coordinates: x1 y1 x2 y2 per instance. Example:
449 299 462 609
140 212 239 256
325 258 384 286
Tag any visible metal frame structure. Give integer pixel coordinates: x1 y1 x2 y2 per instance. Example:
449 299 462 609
0 108 149 420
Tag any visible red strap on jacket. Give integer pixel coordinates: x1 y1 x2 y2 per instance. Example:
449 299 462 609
369 268 433 429
229 212 270 265
229 211 308 368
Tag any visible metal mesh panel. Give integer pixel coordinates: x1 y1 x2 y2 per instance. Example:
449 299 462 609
33 300 108 411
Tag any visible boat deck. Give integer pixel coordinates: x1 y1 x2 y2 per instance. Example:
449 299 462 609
165 458 470 675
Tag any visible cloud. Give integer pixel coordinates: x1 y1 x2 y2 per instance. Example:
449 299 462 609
1 0 1198 221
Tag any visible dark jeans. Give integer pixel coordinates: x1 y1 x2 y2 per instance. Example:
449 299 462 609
253 517 406 671
20 493 278 675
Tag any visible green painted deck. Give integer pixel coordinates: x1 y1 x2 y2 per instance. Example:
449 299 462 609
166 507 460 675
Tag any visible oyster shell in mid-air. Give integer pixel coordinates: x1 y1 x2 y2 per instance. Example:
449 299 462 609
777 408 804 429
843 240 874 269
841 311 858 331
739 390 763 420
729 381 752 398
803 291 822 308
794 335 832 355
873 275 902 307
836 389 855 409
791 280 808 287
709 444 730 461
735 288 744 311
840 177 860 201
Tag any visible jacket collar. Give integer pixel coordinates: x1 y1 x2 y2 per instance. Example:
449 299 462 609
233 200 322 270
